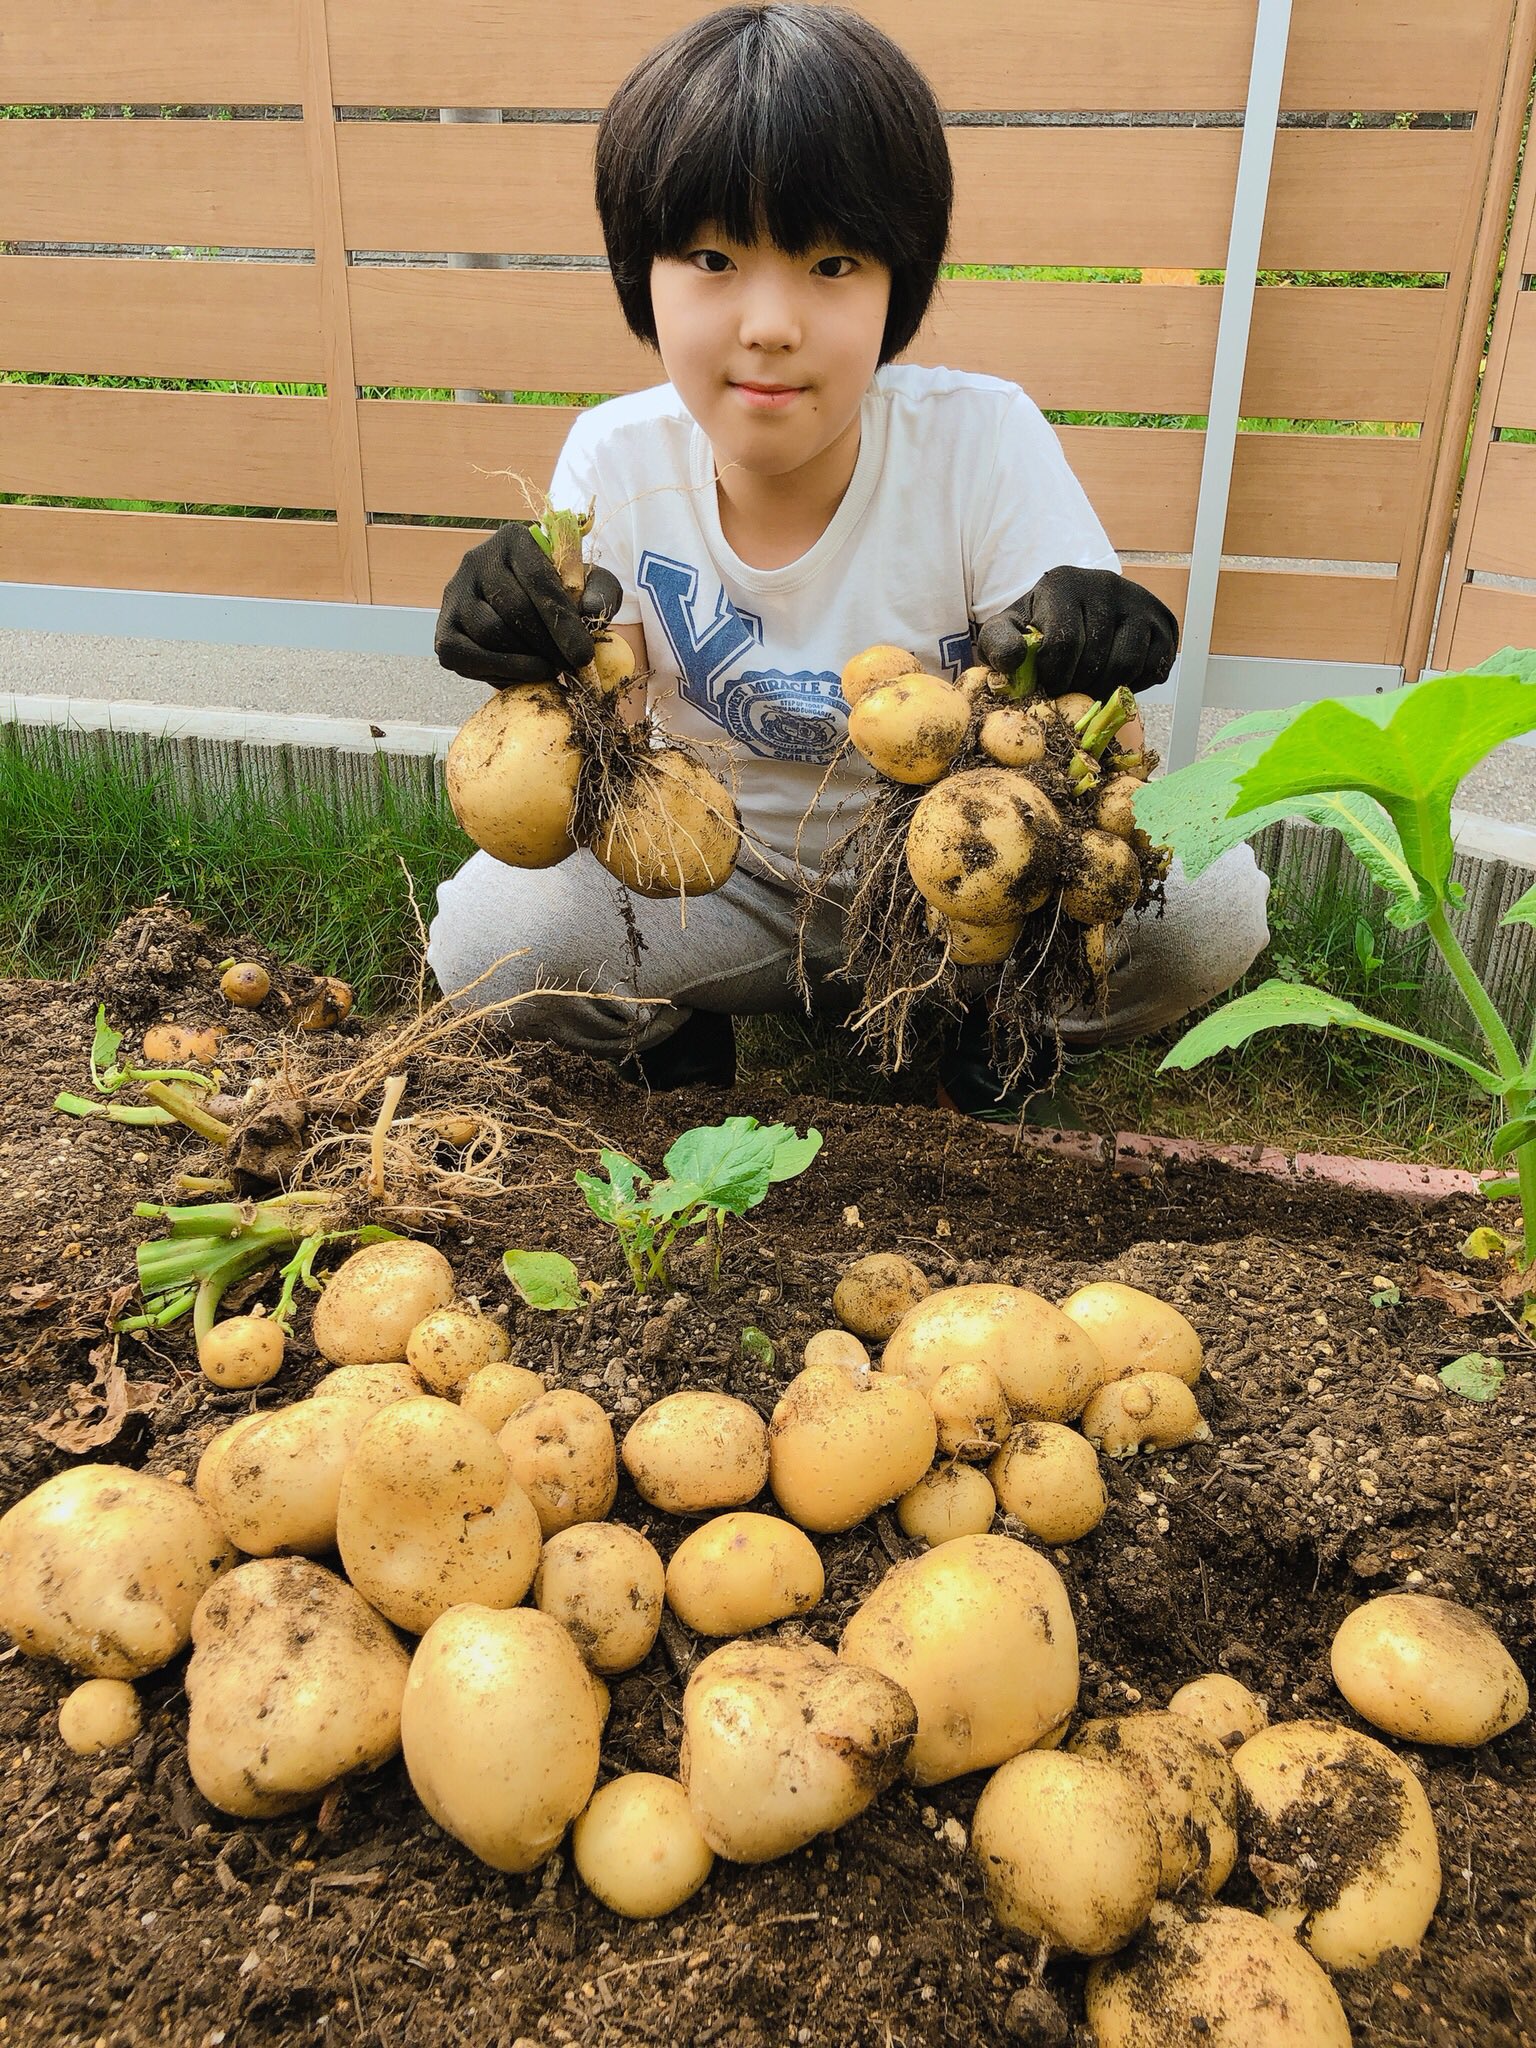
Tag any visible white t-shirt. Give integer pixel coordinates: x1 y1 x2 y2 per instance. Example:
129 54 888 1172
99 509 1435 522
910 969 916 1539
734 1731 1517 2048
548 363 1118 873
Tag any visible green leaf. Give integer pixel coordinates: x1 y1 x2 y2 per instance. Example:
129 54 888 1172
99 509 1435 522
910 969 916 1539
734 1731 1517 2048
90 1003 124 1091
598 1150 649 1206
1158 979 1504 1089
1370 1284 1402 1307
765 1126 823 1183
502 1248 582 1310
1439 1353 1506 1402
1491 1116 1536 1163
1460 1227 1508 1260
662 1118 780 1216
1502 882 1536 931
1464 645 1536 684
1481 1176 1522 1202
739 1326 776 1368
573 1171 620 1225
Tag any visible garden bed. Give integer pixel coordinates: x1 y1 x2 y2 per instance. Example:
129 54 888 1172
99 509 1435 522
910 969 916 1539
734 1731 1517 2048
0 911 1531 2048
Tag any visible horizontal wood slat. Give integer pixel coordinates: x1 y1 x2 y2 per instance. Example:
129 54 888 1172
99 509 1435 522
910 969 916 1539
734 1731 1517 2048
0 258 324 382
3 1 304 104
324 0 1501 113
357 399 576 514
347 270 1446 421
1459 442 1536 576
337 125 1473 272
0 386 336 509
0 120 312 250
1492 292 1536 423
0 505 344 599
1444 581 1536 670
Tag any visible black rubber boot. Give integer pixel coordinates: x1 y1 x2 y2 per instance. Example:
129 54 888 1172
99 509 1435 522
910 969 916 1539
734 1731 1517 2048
624 1010 737 1091
935 1005 1085 1129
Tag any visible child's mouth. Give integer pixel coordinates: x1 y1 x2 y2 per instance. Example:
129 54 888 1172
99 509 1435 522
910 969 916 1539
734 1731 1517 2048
731 383 804 412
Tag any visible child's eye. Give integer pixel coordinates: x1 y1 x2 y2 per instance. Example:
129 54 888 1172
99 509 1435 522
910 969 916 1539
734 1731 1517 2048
687 249 734 274
813 256 858 278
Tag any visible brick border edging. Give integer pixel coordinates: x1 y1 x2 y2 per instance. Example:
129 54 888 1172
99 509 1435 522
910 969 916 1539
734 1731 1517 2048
1010 1126 1490 1203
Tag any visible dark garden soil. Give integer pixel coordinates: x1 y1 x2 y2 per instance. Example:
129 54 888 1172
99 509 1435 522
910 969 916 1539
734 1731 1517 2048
0 909 1532 2048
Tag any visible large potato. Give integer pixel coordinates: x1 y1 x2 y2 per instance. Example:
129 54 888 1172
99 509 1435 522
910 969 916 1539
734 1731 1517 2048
680 1640 916 1861
335 1398 542 1635
973 1750 1160 1955
664 1512 824 1636
1061 1282 1203 1389
199 1395 374 1557
573 1774 715 1919
882 1284 1105 1422
621 1392 769 1515
1068 1713 1239 1898
768 1361 936 1533
989 1421 1107 1544
310 1240 456 1367
498 1389 617 1536
1330 1592 1528 1748
534 1523 665 1672
0 1465 234 1679
833 1253 931 1341
1233 1718 1441 1967
896 1464 996 1547
445 681 582 869
840 1533 1078 1785
401 1605 602 1872
186 1558 408 1818
1086 1901 1352 2047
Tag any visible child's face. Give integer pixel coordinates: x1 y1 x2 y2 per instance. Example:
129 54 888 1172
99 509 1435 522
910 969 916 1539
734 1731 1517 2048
650 228 892 482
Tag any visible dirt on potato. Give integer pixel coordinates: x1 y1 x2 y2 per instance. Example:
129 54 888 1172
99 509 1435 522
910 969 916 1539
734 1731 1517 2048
0 908 1532 2048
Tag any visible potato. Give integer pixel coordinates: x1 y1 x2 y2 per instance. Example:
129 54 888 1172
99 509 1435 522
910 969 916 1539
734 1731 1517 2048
445 681 582 869
198 1313 285 1390
895 1464 996 1547
220 961 270 1007
802 1328 870 1370
0 1465 235 1679
665 1512 824 1636
840 643 921 708
1062 828 1142 925
1068 1713 1239 1898
335 1398 542 1635
573 1774 715 1919
1085 1901 1352 2048
58 1679 142 1755
199 1395 375 1557
883 1284 1106 1422
973 1750 1160 1955
1330 1592 1528 1748
979 702 1051 769
460 1360 547 1434
498 1389 617 1536
401 1605 602 1872
848 674 969 784
1061 1282 1203 1389
309 1360 424 1409
930 1361 1011 1461
768 1361 937 1533
929 911 1026 966
1168 1674 1269 1751
1095 774 1144 840
1081 1373 1209 1459
406 1306 509 1396
989 1421 1108 1544
680 1640 916 1860
832 1253 930 1341
1232 1718 1441 1967
621 1392 769 1516
186 1558 409 1819
905 769 1062 926
840 1534 1078 1785
534 1523 665 1672
311 1240 456 1367
594 751 742 898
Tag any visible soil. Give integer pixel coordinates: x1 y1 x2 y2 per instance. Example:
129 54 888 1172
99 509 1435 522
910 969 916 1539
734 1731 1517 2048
1 909 1532 2048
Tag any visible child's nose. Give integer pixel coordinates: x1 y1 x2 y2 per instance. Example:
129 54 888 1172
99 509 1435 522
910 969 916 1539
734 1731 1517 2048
736 282 802 353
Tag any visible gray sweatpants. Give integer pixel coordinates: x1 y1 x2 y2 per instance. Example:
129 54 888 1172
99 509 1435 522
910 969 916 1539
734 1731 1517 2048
426 842 1272 1058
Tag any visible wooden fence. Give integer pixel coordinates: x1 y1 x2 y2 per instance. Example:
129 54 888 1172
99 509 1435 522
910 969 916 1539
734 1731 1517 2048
2 0 1536 685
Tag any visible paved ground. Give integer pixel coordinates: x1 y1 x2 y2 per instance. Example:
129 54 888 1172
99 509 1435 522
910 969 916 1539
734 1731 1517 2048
3 627 1534 829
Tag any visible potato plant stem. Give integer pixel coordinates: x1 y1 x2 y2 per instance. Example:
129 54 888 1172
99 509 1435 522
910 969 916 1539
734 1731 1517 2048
142 1080 233 1146
1426 903 1522 1083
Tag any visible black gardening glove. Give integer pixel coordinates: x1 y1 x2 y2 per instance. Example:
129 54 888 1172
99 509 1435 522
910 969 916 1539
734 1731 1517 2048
434 520 624 687
976 565 1178 698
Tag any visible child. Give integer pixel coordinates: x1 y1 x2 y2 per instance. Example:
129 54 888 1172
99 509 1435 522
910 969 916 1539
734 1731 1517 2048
427 3 1269 1112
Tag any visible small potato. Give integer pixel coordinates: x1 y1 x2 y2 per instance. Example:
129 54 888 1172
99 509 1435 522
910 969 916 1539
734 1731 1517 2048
1330 1592 1528 1748
186 1557 409 1819
309 1360 423 1410
802 1328 870 1370
573 1774 714 1919
989 1421 1108 1544
895 1465 996 1547
768 1361 937 1534
1062 829 1142 926
1061 1282 1203 1389
1081 1373 1209 1459
848 674 969 784
402 1605 603 1872
840 643 921 708
883 1284 1106 1422
310 1239 456 1367
1068 1713 1239 1898
930 1361 1011 1462
406 1306 509 1396
621 1392 769 1516
841 1534 1078 1785
1095 774 1144 840
973 1750 1160 1955
930 911 1025 966
833 1253 931 1342
200 1395 375 1556
979 702 1051 769
460 1360 547 1434
0 1465 235 1679
535 1523 665 1672
681 1639 916 1861
142 1022 222 1064
1085 1901 1352 2048
498 1389 617 1536
198 1313 285 1391
1054 691 1096 728
1168 1674 1269 1751
220 962 270 1007
665 1512 824 1636
1233 1718 1441 1967
59 1679 142 1755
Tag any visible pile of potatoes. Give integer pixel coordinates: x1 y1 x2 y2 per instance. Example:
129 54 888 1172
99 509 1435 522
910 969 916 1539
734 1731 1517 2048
1 1237 1526 2044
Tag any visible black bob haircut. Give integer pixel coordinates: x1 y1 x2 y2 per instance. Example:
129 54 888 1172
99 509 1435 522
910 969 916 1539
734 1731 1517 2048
595 4 953 365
